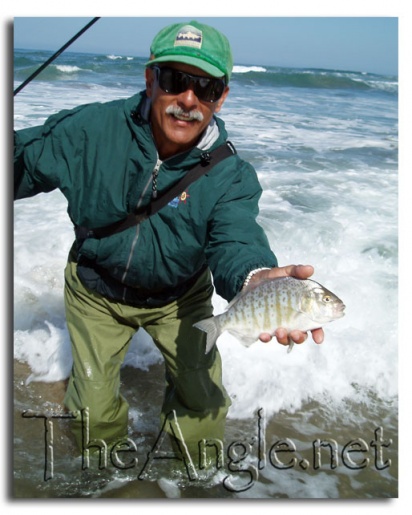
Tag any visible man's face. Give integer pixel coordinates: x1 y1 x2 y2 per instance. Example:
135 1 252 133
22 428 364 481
145 62 229 159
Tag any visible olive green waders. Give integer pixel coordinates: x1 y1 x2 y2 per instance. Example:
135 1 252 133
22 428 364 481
63 253 231 454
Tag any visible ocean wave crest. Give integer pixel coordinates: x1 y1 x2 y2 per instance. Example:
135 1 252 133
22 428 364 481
233 65 267 74
53 65 83 73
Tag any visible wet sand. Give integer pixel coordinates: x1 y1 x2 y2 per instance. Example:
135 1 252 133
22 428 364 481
13 359 398 499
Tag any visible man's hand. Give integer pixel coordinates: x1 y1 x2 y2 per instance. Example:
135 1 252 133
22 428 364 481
249 264 325 347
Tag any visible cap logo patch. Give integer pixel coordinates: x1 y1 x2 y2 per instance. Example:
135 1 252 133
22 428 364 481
174 25 202 49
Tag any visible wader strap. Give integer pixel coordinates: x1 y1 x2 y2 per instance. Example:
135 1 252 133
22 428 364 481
75 140 236 241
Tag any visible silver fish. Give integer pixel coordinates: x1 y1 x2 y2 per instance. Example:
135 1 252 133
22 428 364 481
193 276 345 353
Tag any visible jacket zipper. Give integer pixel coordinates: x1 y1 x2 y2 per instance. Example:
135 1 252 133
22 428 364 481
151 158 162 199
121 156 163 291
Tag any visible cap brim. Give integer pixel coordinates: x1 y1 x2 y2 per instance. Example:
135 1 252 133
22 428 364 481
146 55 226 79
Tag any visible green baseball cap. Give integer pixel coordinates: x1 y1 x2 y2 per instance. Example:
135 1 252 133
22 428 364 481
146 20 233 81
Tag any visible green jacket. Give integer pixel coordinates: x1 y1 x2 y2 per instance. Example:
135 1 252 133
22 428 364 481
14 92 277 303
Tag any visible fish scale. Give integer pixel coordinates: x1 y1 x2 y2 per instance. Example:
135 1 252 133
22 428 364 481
193 276 345 353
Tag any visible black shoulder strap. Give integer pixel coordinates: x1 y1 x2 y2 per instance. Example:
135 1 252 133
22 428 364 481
75 141 236 241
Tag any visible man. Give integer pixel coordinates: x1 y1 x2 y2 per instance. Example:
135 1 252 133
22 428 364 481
14 21 323 455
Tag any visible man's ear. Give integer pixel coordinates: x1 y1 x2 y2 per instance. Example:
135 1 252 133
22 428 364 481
213 86 230 114
145 67 154 98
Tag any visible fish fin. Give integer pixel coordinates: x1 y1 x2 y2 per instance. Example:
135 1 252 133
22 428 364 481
193 317 221 354
227 330 258 348
225 292 244 310
226 281 266 310
287 336 294 353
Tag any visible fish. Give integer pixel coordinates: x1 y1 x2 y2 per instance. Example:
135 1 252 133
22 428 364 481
193 276 345 353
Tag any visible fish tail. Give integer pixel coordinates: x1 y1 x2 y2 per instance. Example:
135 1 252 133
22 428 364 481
193 317 221 354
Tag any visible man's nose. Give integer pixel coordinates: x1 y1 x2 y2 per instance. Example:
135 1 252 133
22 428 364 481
176 85 199 108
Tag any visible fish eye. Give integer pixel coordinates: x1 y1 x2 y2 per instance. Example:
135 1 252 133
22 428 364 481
323 295 332 303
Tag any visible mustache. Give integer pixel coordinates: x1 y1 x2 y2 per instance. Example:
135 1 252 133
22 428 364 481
166 105 204 122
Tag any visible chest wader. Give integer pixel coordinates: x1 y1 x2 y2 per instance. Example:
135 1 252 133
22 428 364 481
64 250 231 462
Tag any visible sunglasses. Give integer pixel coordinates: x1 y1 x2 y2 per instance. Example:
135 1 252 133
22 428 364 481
152 66 226 103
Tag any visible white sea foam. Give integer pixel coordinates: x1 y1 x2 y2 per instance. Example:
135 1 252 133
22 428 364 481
53 64 83 73
233 65 267 73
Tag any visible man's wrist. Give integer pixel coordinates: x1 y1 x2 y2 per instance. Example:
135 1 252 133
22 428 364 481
242 267 272 289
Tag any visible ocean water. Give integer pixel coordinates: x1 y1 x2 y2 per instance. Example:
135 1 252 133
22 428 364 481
13 49 398 499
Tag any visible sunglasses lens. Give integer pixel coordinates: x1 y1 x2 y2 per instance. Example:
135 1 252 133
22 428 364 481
154 67 225 103
160 68 188 95
194 77 225 103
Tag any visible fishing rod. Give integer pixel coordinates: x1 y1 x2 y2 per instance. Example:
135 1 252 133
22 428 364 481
14 17 101 96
